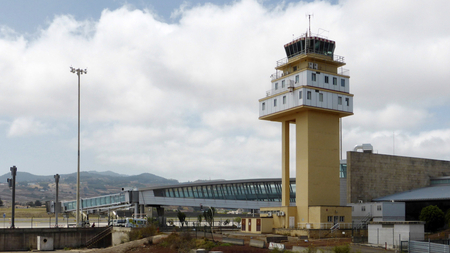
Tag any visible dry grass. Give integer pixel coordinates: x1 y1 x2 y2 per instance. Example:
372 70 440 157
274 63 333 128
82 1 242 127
0 207 54 218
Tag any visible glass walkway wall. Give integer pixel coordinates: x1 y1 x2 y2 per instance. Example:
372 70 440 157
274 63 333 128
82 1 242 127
62 192 128 212
153 179 296 203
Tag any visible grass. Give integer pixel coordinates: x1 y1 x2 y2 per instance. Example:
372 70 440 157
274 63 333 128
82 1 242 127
0 207 52 218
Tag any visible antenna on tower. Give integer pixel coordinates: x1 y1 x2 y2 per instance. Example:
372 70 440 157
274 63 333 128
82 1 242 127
305 13 314 37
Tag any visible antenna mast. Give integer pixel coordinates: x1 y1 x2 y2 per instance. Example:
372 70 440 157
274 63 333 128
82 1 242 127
306 14 314 37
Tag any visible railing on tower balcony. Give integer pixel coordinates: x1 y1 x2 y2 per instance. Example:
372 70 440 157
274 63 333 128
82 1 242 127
276 49 345 68
265 79 294 97
338 67 350 76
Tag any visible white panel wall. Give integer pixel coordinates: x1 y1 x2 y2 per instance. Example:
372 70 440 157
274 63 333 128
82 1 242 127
260 69 352 117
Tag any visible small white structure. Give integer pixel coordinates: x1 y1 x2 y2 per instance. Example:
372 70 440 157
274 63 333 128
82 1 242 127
349 202 405 222
37 236 54 251
368 221 424 248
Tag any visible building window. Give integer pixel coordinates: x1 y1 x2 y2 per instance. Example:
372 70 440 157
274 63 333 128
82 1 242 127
295 75 299 84
299 91 302 99
345 98 349 106
339 216 345 222
262 102 265 111
319 93 323 102
338 96 342 105
275 83 278 90
283 96 286 104
307 91 312 100
341 79 345 87
327 216 333 222
293 66 297 71
333 77 337 85
312 73 316 81
274 99 277 107
361 206 366 212
282 80 285 88
325 76 329 83
377 205 382 211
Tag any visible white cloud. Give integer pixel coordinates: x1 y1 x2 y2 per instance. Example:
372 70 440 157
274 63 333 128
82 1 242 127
0 0 450 181
7 117 56 137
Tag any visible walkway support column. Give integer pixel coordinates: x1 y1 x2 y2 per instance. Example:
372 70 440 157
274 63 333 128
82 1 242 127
134 203 139 218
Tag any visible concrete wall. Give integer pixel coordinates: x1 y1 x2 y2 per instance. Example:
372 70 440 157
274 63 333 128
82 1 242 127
368 222 424 248
0 227 108 251
112 227 131 246
347 151 450 203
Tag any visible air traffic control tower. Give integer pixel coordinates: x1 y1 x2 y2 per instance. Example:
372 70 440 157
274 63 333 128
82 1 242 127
259 31 353 229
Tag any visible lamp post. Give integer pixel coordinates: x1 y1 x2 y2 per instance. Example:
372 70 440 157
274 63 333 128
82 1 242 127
70 67 87 227
54 174 60 227
9 166 17 229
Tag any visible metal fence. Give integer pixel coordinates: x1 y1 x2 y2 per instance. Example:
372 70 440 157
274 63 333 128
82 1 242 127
409 240 450 253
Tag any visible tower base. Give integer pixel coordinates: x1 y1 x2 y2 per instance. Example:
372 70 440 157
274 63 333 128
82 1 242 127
259 205 352 230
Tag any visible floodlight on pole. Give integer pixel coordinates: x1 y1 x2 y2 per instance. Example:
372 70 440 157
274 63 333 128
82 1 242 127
70 66 87 227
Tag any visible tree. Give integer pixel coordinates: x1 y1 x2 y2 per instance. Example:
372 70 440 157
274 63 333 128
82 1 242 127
203 207 216 241
420 205 444 231
445 209 450 227
177 210 186 228
197 214 202 227
35 200 42 207
0 198 3 207
233 217 242 227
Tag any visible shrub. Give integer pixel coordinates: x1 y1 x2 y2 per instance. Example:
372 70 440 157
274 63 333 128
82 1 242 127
420 205 445 231
128 223 158 241
332 244 351 253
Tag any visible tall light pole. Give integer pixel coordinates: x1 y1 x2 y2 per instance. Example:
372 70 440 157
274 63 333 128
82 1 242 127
70 67 87 227
54 174 60 227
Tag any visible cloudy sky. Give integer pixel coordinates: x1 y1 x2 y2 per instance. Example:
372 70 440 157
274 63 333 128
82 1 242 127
0 0 449 182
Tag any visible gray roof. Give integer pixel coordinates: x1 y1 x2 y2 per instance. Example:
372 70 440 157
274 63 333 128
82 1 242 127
373 185 450 202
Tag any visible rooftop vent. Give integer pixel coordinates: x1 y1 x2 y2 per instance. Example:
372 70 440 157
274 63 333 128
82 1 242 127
353 144 373 153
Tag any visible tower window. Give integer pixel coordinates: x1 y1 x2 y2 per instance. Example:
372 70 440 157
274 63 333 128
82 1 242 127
312 73 316 81
319 93 323 102
275 83 278 90
295 75 299 84
299 91 302 99
345 98 349 106
283 96 286 104
333 77 337 85
341 79 345 87
274 99 277 107
338 96 342 105
282 80 285 88
307 91 312 100
262 102 265 110
324 76 329 83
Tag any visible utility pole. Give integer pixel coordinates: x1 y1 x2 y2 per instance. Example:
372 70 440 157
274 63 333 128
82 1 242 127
9 166 17 229
54 174 60 227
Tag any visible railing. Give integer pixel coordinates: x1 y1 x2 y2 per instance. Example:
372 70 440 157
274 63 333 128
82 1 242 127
297 222 353 229
276 50 345 68
338 67 350 76
86 226 113 249
330 223 340 232
354 212 372 229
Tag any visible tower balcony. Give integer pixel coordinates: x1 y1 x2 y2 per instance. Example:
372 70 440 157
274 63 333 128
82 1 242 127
271 67 350 82
276 51 345 68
